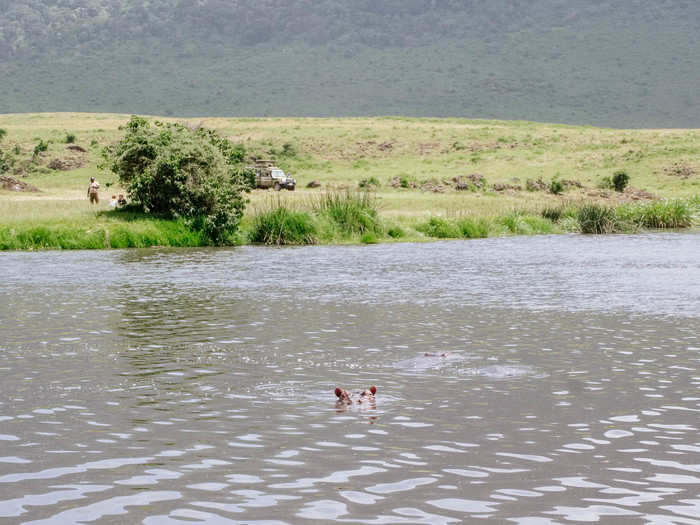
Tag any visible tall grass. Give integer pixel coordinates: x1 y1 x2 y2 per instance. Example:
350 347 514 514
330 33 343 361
616 199 694 229
415 217 461 238
456 217 490 238
0 218 205 250
501 212 555 235
248 206 317 245
577 203 619 234
310 190 383 236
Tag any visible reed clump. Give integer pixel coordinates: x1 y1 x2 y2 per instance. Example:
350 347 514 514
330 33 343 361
616 199 694 229
415 217 462 238
311 190 383 236
501 212 555 235
248 206 318 245
456 217 490 238
577 203 620 234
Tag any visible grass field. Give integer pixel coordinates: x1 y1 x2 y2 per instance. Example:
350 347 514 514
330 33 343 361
1 113 698 249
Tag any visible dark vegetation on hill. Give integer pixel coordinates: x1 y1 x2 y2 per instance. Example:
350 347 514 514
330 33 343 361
1 1 699 127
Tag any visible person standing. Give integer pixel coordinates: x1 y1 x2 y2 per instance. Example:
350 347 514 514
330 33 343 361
87 176 100 204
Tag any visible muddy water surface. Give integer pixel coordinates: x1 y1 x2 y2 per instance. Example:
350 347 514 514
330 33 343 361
1 233 699 524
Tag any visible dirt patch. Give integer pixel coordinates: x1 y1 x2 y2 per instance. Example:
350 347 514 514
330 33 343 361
453 173 487 190
420 179 448 193
561 179 584 189
664 161 696 179
66 144 88 153
389 176 417 189
306 180 322 188
586 187 656 201
418 142 441 155
48 150 86 171
526 178 548 191
491 183 522 192
0 175 40 192
623 187 656 201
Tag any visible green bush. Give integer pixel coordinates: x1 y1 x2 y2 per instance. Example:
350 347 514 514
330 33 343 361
65 132 76 144
249 206 317 245
578 203 618 234
358 176 380 188
0 150 9 174
541 205 564 221
387 225 405 238
541 204 578 222
457 217 490 238
598 175 614 189
501 212 532 234
33 139 48 157
612 170 630 192
416 217 461 238
360 232 378 244
522 215 555 234
549 178 564 195
0 128 6 141
102 116 249 245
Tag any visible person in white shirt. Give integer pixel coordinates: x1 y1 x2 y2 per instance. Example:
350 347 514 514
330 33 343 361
87 177 100 204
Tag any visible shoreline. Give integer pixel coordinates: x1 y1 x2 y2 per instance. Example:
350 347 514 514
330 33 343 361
1 113 699 250
1 196 697 251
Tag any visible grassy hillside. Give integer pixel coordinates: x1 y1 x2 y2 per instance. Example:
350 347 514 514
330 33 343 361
1 113 698 242
1 1 700 127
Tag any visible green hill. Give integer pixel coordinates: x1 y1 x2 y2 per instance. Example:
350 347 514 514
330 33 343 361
2 1 700 127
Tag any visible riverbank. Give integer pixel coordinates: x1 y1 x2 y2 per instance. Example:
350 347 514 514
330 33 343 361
1 113 699 249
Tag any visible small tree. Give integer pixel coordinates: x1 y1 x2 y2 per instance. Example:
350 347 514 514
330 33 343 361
549 178 564 195
0 151 8 174
612 170 630 192
0 129 7 173
102 116 250 245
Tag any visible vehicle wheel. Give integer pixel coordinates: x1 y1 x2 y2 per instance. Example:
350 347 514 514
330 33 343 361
274 183 281 191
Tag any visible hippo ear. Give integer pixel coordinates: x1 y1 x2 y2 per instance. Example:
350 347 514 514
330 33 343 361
334 387 342 398
370 385 377 395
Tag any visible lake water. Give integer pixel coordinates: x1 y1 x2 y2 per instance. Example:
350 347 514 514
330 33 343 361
1 233 699 524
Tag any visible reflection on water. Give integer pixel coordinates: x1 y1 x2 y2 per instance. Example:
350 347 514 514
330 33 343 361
1 233 699 523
